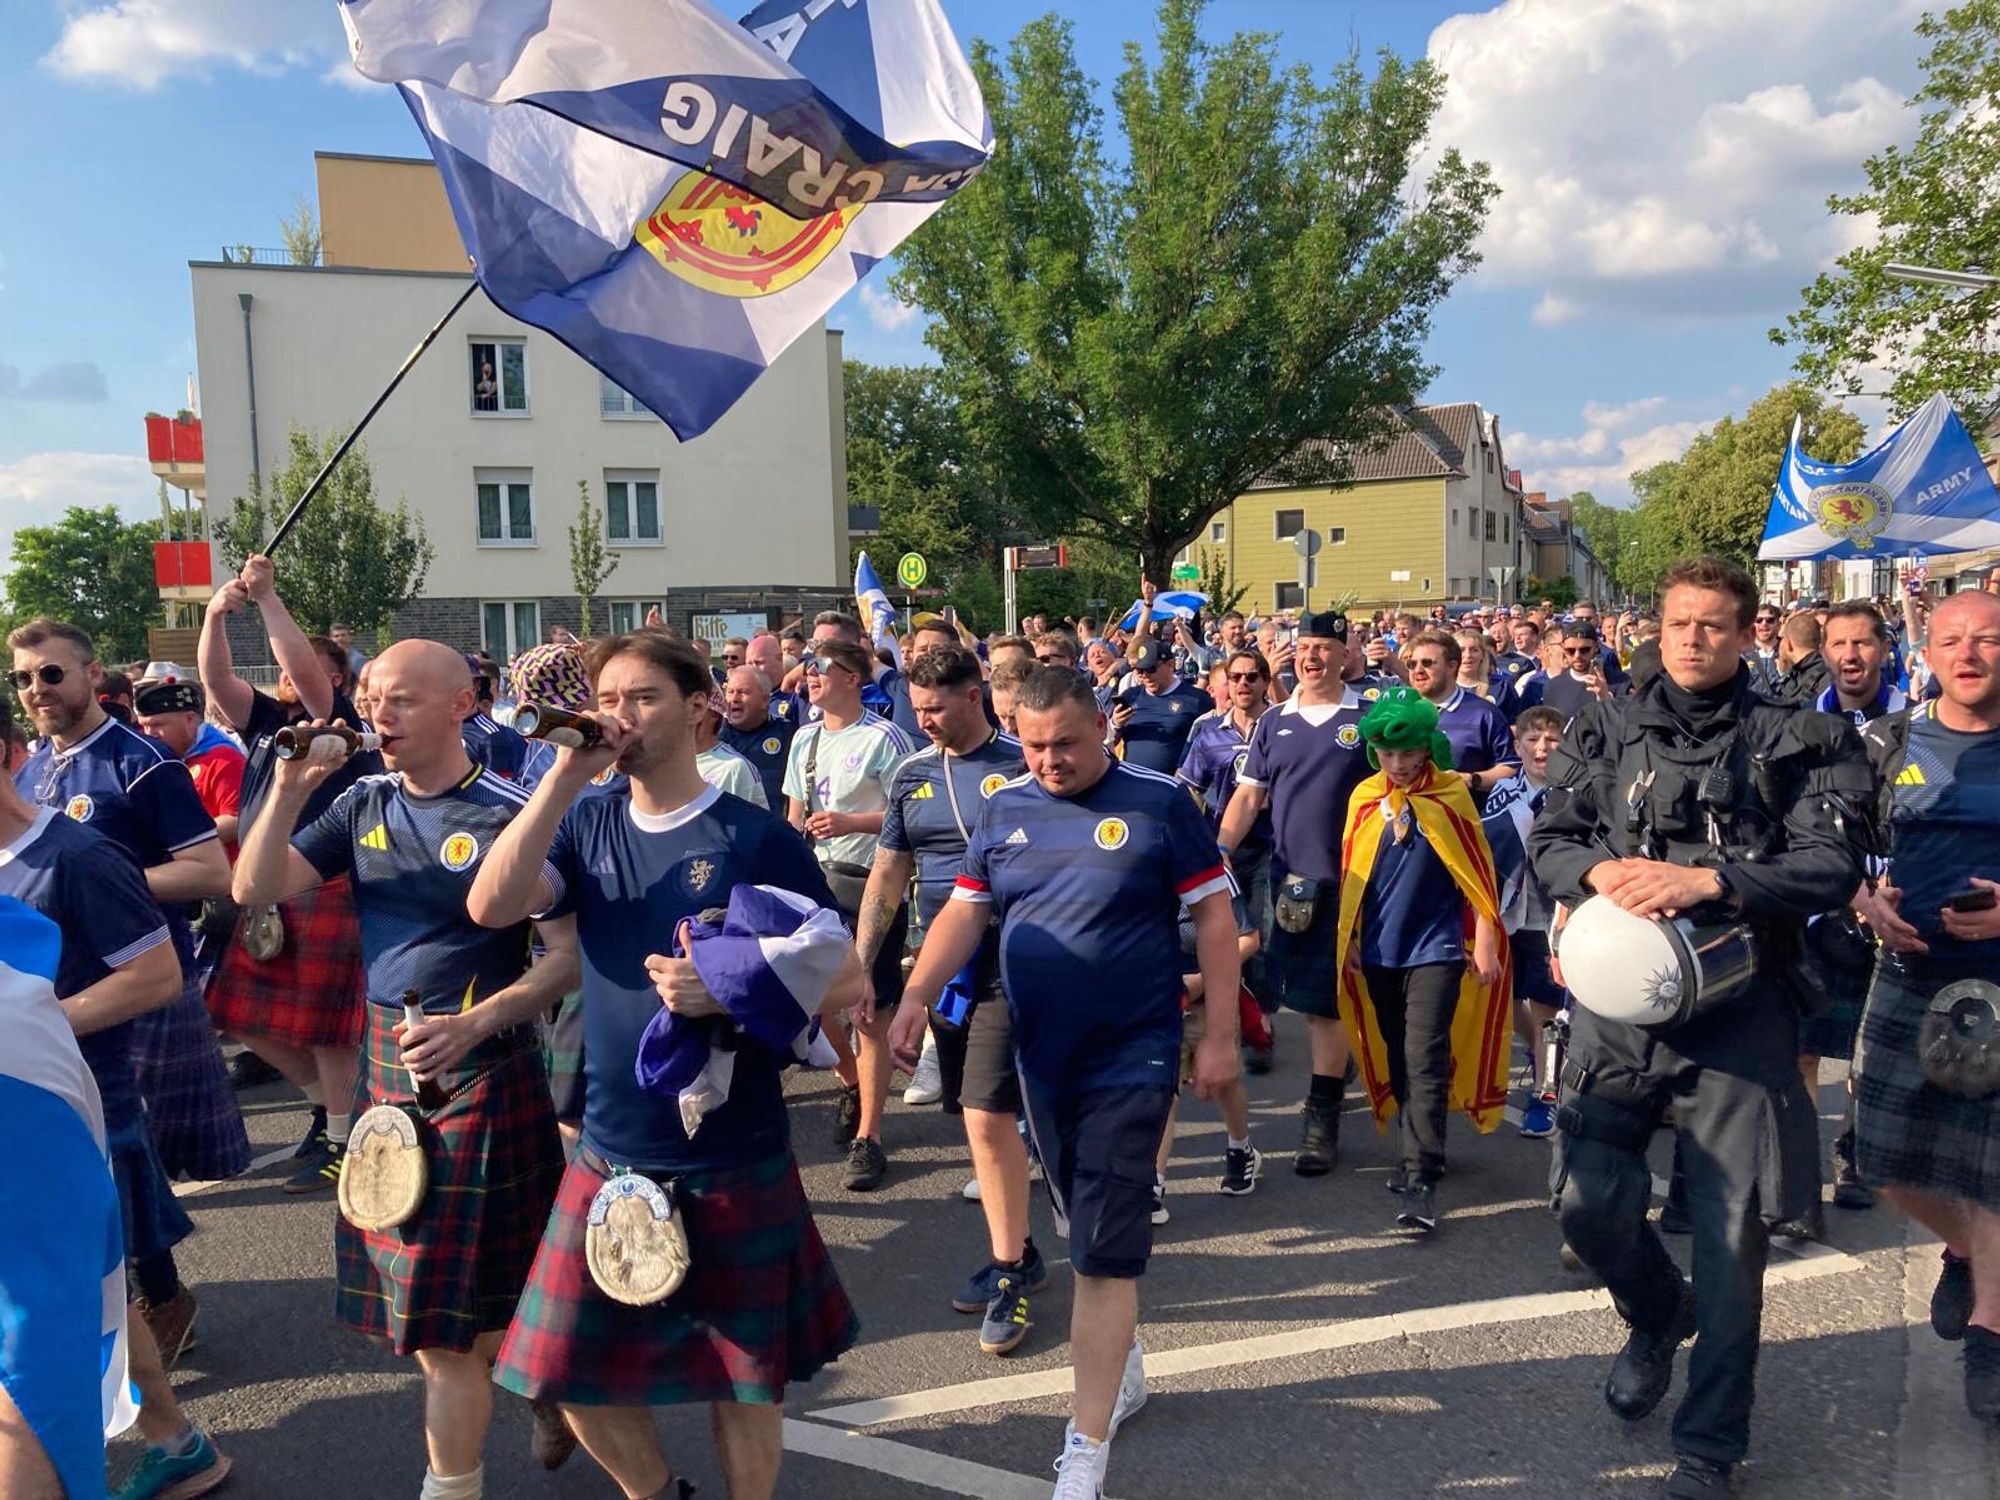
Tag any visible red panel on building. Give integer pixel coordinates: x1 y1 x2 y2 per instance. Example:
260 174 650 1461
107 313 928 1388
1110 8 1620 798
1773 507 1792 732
145 414 204 467
153 542 214 590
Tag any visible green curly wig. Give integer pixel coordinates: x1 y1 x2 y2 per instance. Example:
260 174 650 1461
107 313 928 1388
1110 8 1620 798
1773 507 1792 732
1358 686 1455 771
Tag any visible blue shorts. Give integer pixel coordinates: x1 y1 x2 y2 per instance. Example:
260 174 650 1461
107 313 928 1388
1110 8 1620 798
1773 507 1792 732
1019 1080 1174 1279
0 1076 123 1500
1511 929 1564 1008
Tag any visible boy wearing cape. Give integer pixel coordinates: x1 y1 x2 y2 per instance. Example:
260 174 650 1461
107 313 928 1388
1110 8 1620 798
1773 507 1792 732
1336 688 1510 1232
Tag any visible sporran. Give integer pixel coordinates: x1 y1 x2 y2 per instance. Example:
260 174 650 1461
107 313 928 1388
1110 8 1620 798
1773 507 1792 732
337 1104 428 1231
1918 978 2000 1100
585 1171 692 1306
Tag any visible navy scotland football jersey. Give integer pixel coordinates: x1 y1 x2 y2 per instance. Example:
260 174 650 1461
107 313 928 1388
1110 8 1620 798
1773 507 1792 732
539 784 835 1174
463 710 529 781
880 732 1026 926
719 715 798 813
954 760 1229 1092
1177 710 1270 856
1236 692 1373 882
293 766 536 1013
1114 679 1211 774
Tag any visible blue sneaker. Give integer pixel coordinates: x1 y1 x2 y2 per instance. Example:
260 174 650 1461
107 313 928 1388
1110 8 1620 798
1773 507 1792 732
951 1241 1049 1313
114 1430 231 1500
1519 1099 1557 1139
979 1270 1034 1355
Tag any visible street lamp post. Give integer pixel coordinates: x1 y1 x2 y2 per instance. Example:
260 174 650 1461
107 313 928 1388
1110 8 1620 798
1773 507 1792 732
1884 262 1999 291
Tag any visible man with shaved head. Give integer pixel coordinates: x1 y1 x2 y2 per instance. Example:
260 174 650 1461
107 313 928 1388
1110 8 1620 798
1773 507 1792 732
235 638 580 1495
1852 589 2000 1429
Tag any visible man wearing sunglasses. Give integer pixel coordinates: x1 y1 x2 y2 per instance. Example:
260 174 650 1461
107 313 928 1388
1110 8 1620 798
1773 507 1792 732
1526 623 1617 726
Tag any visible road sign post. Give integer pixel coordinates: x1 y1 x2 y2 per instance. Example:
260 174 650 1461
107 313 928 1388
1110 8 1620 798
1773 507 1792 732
1293 529 1322 616
1487 565 1517 605
1001 544 1069 634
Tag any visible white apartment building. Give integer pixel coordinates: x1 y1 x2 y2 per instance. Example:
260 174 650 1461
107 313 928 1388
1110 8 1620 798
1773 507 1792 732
190 153 850 657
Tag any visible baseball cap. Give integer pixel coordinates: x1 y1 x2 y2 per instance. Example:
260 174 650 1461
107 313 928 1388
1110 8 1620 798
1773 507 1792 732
1297 611 1349 643
1131 637 1167 672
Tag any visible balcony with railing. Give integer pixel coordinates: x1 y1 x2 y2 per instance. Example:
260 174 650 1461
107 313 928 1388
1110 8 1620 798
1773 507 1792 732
217 245 325 267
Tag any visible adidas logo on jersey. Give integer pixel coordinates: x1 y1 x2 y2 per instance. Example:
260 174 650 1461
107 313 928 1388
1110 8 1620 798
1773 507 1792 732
359 825 390 852
1005 827 1030 845
1895 763 1926 786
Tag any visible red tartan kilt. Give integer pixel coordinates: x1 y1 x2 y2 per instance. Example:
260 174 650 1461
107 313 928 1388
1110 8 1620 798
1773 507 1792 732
333 1004 564 1355
494 1149 858 1408
206 878 365 1049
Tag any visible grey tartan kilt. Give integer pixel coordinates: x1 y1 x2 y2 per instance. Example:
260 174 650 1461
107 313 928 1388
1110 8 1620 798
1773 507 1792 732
1853 953 2000 1210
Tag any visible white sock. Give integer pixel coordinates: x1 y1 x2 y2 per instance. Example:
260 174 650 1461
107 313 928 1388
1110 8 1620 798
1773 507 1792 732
419 1465 482 1500
1227 1135 1251 1153
324 1111 352 1147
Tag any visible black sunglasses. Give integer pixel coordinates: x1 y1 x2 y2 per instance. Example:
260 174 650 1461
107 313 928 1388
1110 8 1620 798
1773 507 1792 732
9 664 67 691
1225 671 1265 683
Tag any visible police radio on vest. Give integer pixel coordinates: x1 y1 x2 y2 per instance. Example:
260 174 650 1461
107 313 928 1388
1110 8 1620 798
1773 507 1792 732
272 725 382 762
511 704 606 749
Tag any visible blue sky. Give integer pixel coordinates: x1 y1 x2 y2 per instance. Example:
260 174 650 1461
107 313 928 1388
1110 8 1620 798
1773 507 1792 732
0 0 1933 562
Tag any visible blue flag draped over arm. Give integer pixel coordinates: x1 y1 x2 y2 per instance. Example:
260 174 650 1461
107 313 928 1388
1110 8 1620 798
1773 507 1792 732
1757 394 2000 561
339 0 991 440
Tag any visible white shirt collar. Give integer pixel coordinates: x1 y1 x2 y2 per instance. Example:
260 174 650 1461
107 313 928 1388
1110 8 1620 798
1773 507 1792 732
627 783 722 834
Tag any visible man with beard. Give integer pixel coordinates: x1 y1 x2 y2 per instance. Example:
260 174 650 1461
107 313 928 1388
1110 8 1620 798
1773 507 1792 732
719 664 796 811
200 556 382 1193
10 618 246 1317
234 640 576 1498
1773 613 1830 705
470 632 861 1500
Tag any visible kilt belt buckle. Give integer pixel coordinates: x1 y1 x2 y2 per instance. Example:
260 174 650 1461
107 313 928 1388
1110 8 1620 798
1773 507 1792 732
1918 977 2000 1100
586 1165 692 1307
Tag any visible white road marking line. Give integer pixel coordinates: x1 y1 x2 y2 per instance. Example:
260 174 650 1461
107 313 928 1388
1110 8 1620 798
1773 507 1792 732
810 1249 1863 1430
782 1418 1056 1500
173 1144 297 1197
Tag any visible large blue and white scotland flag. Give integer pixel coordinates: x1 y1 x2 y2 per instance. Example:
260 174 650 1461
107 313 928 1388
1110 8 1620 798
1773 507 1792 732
1758 394 2000 561
341 0 991 439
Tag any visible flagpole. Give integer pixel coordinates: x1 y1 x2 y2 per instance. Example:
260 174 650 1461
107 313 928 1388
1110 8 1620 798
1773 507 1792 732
267 278 480 556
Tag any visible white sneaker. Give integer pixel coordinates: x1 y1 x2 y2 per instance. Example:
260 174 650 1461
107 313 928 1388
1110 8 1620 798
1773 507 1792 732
1050 1431 1110 1499
961 1178 983 1202
1060 1339 1147 1453
903 1035 943 1106
1150 1175 1169 1226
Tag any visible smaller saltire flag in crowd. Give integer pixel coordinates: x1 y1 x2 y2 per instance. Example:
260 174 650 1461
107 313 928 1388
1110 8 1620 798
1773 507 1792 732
340 0 992 439
853 552 900 656
1117 591 1210 632
1759 394 2000 561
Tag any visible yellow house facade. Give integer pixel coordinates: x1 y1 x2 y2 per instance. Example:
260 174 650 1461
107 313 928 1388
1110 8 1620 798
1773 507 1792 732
1184 402 1530 615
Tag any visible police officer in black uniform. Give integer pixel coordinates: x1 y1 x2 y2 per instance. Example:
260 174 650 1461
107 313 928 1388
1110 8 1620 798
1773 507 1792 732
1528 556 1873 1499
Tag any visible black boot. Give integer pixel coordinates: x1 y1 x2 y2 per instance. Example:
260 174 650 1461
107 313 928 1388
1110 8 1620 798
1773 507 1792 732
1296 1101 1340 1177
1933 1249 1975 1342
1966 1326 2000 1424
1606 1286 1698 1421
1662 1456 1733 1498
1770 1198 1825 1243
1831 1128 1874 1210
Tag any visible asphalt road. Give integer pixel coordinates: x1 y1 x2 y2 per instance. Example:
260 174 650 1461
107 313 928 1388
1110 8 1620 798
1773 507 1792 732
144 1022 1999 1500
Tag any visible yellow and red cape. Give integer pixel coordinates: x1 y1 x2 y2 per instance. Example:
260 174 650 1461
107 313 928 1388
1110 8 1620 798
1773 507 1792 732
1335 767 1512 1134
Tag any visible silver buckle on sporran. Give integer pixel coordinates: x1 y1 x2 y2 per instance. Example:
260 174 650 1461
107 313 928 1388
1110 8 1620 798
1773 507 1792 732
585 1171 692 1306
1919 979 2000 1099
337 1104 428 1231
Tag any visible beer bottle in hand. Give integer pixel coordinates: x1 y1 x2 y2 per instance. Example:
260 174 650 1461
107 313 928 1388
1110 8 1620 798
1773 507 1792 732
512 703 605 748
400 990 451 1112
273 724 382 762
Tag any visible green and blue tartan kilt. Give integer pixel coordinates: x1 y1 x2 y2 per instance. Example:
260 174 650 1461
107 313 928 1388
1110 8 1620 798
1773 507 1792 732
544 990 585 1126
1855 954 2000 1210
493 1149 858 1408
333 1004 564 1356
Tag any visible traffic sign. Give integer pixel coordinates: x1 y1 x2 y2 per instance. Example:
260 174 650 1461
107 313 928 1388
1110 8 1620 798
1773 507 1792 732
1292 529 1323 558
1005 544 1069 571
896 552 928 589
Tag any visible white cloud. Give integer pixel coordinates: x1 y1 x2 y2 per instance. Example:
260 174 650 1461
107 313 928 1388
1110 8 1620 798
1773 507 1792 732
1511 400 1718 503
0 452 159 585
859 282 922 333
43 1 345 88
1425 0 1926 319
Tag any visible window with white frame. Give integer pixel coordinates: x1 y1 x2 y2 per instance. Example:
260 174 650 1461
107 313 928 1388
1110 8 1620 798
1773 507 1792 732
475 469 536 546
1273 508 1305 540
1327 526 1346 545
1209 520 1226 543
605 600 667 634
469 339 528 415
481 601 541 660
1274 581 1304 611
604 471 662 544
600 375 657 419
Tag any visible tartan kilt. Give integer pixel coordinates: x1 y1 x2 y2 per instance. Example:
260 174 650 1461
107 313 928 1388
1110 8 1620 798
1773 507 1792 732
130 969 251 1182
206 879 366 1051
1854 954 2000 1210
545 991 586 1126
1269 868 1340 1020
109 1120 194 1265
494 1150 858 1408
334 1004 564 1356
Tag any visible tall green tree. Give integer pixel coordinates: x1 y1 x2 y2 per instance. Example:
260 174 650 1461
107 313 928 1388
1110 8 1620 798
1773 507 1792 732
1563 491 1627 597
4 506 166 663
215 427 434 636
1777 2 2000 424
568 481 618 638
1619 385 1866 596
892 0 1496 583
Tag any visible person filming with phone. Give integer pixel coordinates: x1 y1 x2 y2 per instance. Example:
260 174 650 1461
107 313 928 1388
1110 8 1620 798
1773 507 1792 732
1850 589 2000 1431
